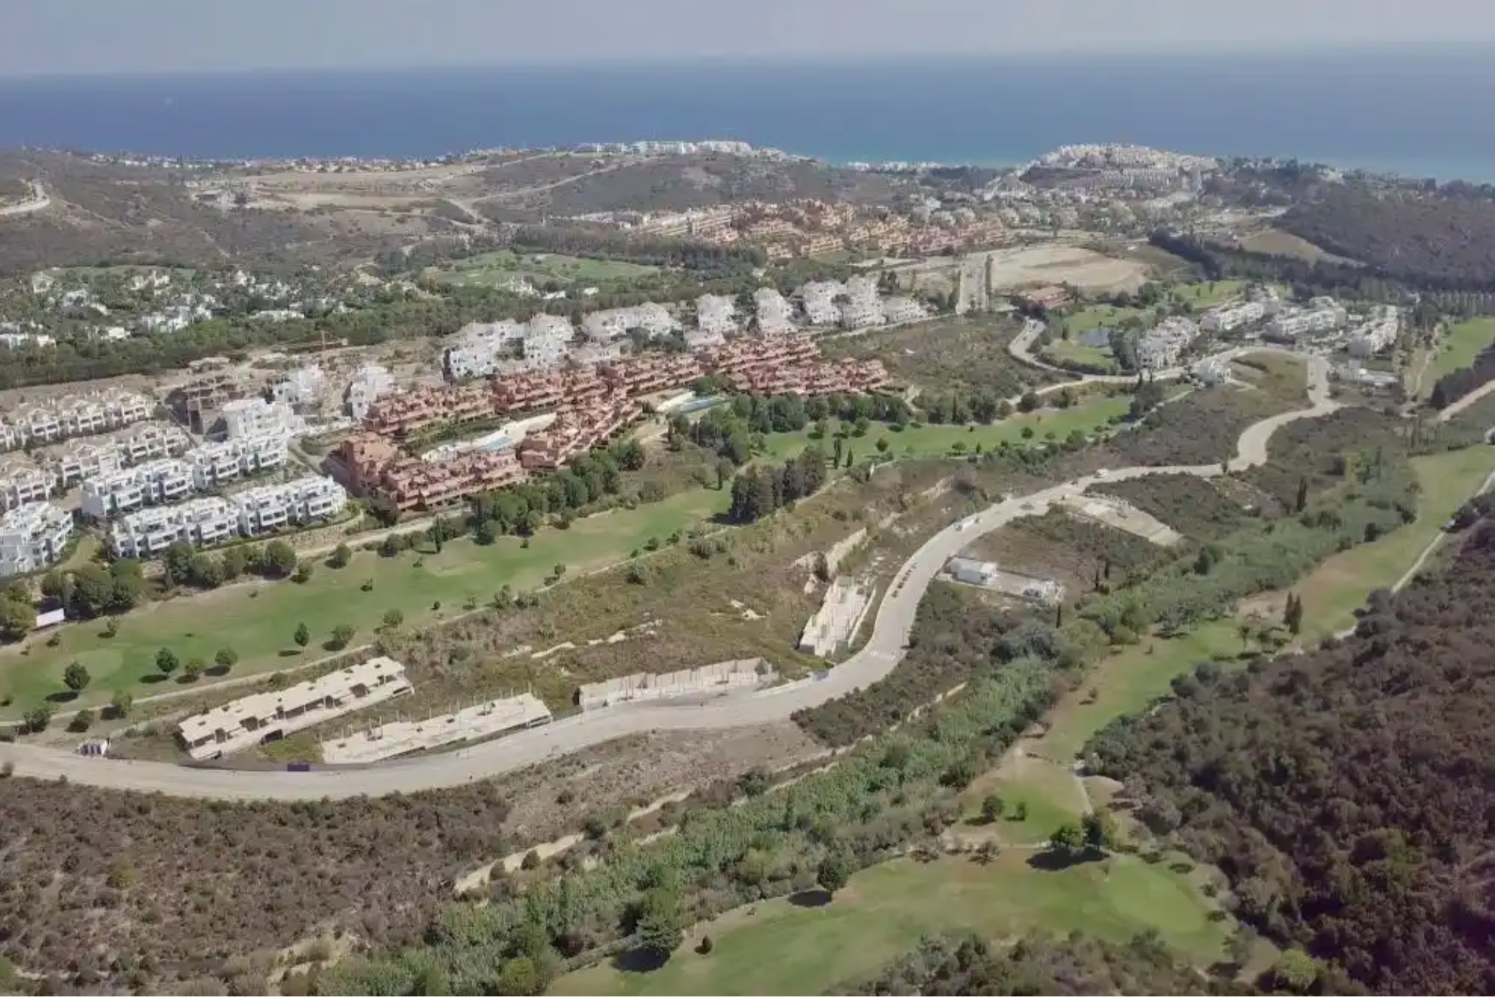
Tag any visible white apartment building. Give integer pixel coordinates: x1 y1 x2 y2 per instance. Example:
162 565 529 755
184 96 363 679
1267 304 1347 339
882 296 929 324
222 397 304 440
0 464 55 513
695 294 739 336
1137 317 1200 371
185 432 288 490
80 458 194 521
346 364 397 421
581 303 681 343
0 502 73 578
0 389 154 453
839 276 886 330
51 440 124 486
109 497 240 558
1201 300 1267 334
228 476 347 535
753 287 797 336
1347 306 1401 358
446 320 527 380
272 365 329 408
800 280 844 325
522 314 574 369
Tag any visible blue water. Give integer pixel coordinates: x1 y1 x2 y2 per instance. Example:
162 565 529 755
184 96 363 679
0 48 1493 182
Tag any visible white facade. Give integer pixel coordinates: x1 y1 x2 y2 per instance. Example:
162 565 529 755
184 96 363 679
446 321 527 380
221 397 304 440
80 458 194 521
51 441 124 486
947 557 999 586
695 294 739 336
0 389 154 453
0 502 73 578
109 497 241 558
1268 305 1347 339
228 476 347 535
1138 317 1200 371
582 303 681 343
1347 306 1401 357
882 296 929 324
523 314 574 369
346 364 397 420
272 365 329 408
0 465 54 513
800 280 844 325
1201 301 1266 334
184 432 289 490
753 287 796 336
839 276 886 330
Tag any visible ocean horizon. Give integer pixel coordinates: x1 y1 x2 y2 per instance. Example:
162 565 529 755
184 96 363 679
0 48 1493 182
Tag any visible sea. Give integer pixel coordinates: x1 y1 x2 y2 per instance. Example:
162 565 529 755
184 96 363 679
0 47 1493 182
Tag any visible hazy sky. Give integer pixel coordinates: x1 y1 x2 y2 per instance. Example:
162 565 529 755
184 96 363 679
2 0 1493 76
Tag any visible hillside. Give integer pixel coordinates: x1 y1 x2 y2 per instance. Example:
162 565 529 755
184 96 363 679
1087 510 1496 995
1274 188 1495 287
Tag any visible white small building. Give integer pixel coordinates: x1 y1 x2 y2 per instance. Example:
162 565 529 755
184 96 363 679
1137 317 1200 371
272 365 330 409
346 364 397 421
839 276 886 330
50 440 125 486
799 280 844 325
228 476 346 535
0 502 72 578
80 458 195 520
221 397 304 440
1195 357 1230 384
446 320 527 380
109 497 241 558
1201 300 1266 334
1347 305 1401 357
882 296 929 324
946 557 999 586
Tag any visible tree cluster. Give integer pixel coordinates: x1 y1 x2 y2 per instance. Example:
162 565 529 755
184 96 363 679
726 447 828 524
1429 343 1494 409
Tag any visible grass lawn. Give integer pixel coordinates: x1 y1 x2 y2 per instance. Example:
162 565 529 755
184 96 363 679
1169 279 1245 311
760 396 1133 464
1066 303 1142 335
1042 338 1118 372
1016 444 1495 771
1064 281 1243 336
551 851 1229 996
427 250 658 288
0 488 730 717
959 758 1082 845
1421 317 1496 396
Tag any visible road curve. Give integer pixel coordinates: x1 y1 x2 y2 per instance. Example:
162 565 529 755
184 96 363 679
0 181 50 218
0 358 1337 800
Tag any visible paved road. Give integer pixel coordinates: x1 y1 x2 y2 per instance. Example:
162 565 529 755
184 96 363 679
0 180 49 218
0 358 1339 800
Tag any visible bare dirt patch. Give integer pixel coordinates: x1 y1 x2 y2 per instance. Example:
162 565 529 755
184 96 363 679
985 244 1150 294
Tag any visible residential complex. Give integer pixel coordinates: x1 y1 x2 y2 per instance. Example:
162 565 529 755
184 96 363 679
839 276 886 329
1137 317 1200 370
0 502 73 578
1201 300 1267 334
222 396 304 440
48 423 190 486
516 393 640 470
695 294 739 336
346 364 397 421
364 383 493 438
272 365 329 409
445 320 527 380
340 433 528 512
184 432 289 489
582 303 681 343
178 656 413 760
523 314 575 369
80 458 195 521
753 287 797 335
800 280 844 325
0 389 154 452
1267 299 1348 339
109 497 241 558
228 476 347 535
1347 306 1402 357
0 462 55 513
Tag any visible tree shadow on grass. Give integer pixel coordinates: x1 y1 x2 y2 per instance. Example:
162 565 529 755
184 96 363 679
788 889 833 908
140 673 168 684
610 947 670 975
278 649 302 658
45 690 80 704
206 664 232 678
1026 850 1106 872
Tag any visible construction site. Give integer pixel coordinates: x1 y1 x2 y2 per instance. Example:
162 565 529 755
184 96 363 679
576 658 774 710
321 692 553 765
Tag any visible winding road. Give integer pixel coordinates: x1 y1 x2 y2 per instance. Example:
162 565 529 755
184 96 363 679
0 180 49 218
0 355 1340 800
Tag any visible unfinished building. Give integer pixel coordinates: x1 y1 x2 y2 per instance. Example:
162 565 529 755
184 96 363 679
577 658 771 710
320 693 553 764
177 656 413 761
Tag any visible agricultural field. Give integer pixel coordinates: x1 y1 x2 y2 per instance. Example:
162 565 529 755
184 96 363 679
821 315 1065 398
1420 316 1496 396
425 249 659 288
552 851 1229 996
